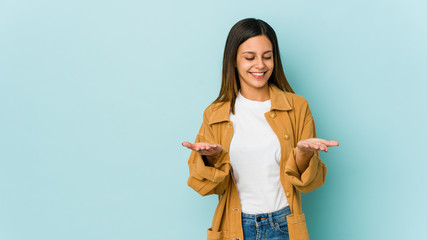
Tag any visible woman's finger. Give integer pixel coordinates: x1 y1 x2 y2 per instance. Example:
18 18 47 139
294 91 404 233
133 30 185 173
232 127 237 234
319 143 328 152
301 143 322 152
306 143 319 150
298 139 338 153
183 142 222 156
182 141 197 151
317 139 339 147
313 143 330 152
327 140 340 146
301 143 315 150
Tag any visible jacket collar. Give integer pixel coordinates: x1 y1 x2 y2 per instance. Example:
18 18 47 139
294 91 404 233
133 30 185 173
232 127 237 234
209 84 292 125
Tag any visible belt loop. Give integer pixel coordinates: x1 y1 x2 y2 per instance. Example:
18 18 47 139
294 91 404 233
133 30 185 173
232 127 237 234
268 212 275 228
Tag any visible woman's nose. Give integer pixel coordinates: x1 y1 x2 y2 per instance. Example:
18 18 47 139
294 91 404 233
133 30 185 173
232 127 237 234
255 58 266 69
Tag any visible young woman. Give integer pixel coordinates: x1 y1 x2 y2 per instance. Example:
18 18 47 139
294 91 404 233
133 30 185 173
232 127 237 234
182 18 339 240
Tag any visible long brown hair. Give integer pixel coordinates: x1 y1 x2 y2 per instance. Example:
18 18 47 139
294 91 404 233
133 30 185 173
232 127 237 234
213 18 294 113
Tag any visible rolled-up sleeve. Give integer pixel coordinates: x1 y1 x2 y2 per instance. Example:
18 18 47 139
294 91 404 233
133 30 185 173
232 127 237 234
187 109 231 196
284 106 327 193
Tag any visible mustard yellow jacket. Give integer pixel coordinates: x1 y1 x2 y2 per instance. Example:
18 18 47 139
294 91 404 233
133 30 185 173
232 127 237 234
187 85 327 240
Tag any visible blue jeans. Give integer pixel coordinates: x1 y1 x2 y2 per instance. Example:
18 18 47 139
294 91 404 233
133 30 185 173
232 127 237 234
241 206 290 240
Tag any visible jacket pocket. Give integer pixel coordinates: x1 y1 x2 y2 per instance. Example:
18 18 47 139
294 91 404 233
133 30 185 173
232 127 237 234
286 214 309 240
207 228 223 240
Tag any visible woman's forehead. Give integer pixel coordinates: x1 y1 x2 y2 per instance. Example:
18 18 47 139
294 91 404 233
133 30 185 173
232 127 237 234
239 35 273 52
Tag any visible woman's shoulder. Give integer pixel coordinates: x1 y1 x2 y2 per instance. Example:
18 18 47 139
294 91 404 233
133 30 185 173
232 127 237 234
281 91 315 122
270 84 310 110
204 102 225 113
283 91 310 107
201 101 231 124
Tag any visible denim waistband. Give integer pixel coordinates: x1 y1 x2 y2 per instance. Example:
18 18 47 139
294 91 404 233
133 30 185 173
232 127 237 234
241 205 291 221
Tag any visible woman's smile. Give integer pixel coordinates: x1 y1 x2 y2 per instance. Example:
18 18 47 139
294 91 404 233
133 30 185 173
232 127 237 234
250 72 266 79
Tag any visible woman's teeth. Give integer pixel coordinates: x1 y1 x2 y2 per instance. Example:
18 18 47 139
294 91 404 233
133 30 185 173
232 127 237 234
251 72 264 76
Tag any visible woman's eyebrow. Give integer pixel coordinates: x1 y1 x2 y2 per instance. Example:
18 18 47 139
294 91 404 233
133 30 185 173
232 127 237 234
242 50 273 54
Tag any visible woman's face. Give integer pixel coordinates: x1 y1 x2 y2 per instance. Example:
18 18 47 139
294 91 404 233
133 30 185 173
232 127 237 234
236 35 274 94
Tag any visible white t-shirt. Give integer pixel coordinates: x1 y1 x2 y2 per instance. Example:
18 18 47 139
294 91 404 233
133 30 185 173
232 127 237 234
229 92 289 214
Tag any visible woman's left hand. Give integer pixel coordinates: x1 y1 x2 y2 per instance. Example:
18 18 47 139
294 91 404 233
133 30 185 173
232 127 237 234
297 138 339 153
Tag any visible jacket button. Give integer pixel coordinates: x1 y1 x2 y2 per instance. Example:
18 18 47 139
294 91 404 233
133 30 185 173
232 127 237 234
232 238 241 240
286 192 290 197
270 112 277 118
284 134 289 140
227 124 233 128
233 208 239 212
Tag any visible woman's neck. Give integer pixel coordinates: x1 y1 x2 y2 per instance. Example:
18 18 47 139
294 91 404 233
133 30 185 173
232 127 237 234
239 85 270 102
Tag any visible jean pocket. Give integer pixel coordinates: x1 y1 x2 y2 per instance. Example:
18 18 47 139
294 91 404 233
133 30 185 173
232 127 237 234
286 213 309 240
207 228 229 240
275 220 289 234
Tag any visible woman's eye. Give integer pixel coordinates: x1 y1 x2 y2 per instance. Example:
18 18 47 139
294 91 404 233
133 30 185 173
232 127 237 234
244 56 271 60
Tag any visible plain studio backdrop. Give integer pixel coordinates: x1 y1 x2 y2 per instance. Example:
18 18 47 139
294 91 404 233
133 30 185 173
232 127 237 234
1 0 426 239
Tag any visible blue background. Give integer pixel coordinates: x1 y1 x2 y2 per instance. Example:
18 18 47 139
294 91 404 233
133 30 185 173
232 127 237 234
1 0 426 239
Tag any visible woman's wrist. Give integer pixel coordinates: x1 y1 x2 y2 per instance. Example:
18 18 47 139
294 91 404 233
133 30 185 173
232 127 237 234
295 147 313 174
203 151 222 167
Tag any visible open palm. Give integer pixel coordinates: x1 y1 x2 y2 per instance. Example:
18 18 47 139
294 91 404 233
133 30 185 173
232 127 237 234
297 138 339 153
182 141 223 158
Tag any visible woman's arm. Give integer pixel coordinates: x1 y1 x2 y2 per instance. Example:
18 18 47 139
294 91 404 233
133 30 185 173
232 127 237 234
182 142 223 167
183 108 231 196
295 138 339 174
284 99 339 193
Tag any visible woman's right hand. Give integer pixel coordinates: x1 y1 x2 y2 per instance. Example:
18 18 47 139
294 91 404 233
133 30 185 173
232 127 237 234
182 141 223 165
